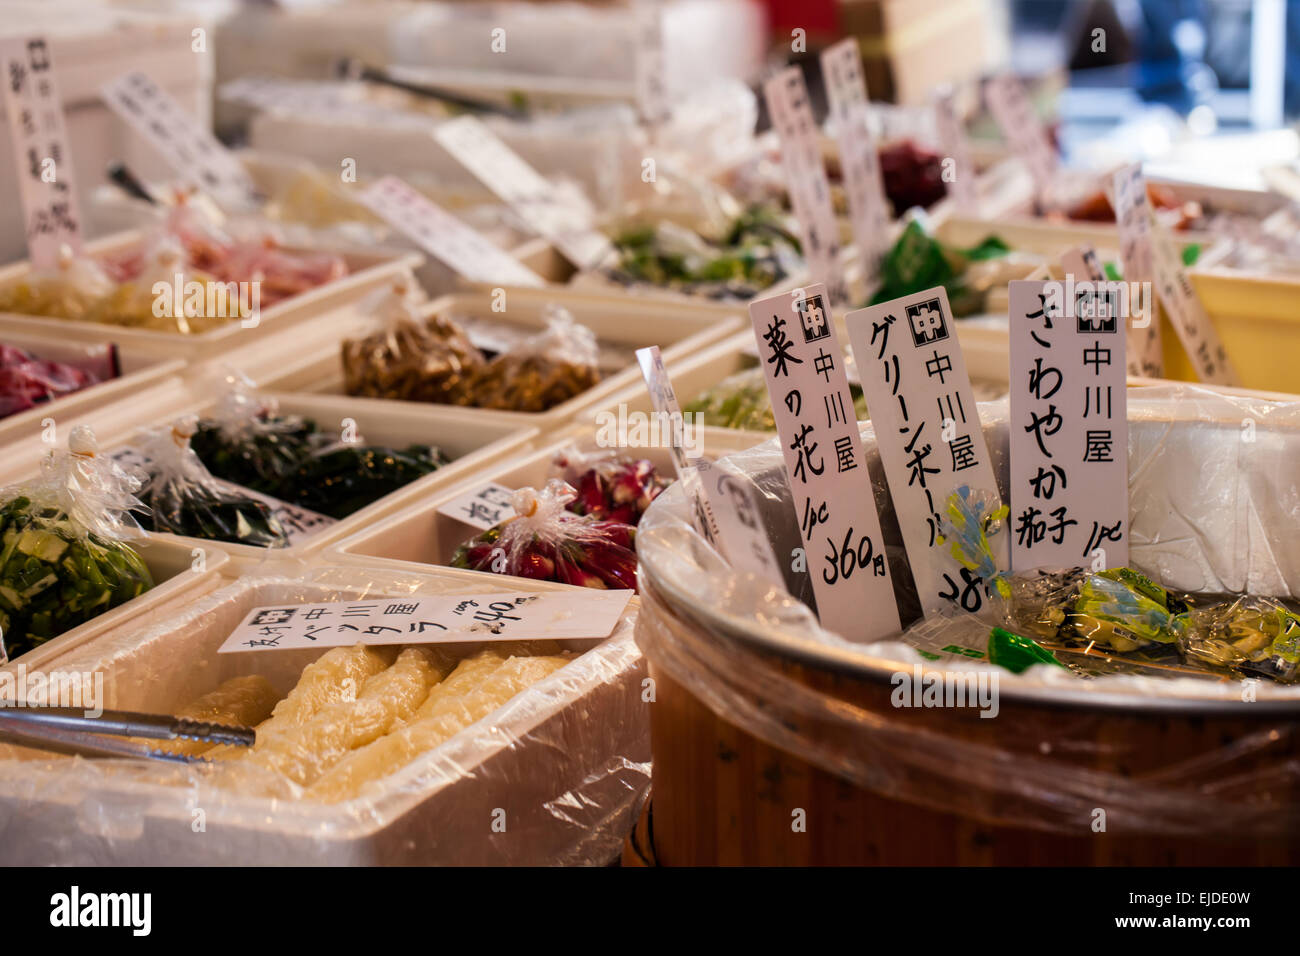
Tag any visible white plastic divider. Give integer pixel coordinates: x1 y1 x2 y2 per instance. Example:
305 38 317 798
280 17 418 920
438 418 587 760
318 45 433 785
247 287 745 429
0 327 186 448
0 564 649 865
326 423 761 584
0 229 423 359
0 372 539 566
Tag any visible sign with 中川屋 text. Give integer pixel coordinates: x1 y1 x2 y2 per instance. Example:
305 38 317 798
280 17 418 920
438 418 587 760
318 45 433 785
845 287 1006 616
985 73 1058 203
748 284 900 640
1008 279 1129 572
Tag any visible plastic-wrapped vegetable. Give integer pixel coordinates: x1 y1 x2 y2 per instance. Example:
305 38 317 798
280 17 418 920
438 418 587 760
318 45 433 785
869 218 1015 317
191 376 445 518
134 417 288 548
450 479 638 591
550 447 671 526
0 343 106 419
1182 596 1300 683
685 365 869 432
342 284 600 412
606 204 803 300
0 426 153 660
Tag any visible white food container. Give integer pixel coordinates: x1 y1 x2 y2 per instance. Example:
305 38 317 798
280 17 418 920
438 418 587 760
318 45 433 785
0 3 214 262
0 372 539 565
328 426 760 581
0 566 649 865
0 229 423 359
248 287 744 429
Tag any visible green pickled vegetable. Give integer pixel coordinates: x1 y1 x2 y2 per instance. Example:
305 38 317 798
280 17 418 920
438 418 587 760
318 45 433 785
987 626 1066 674
869 219 1011 317
289 444 447 520
685 365 868 432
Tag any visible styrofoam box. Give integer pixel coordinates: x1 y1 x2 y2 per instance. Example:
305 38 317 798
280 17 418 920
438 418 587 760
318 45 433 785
0 230 423 359
0 328 185 448
88 149 531 298
0 2 213 262
328 426 760 581
0 567 649 865
252 287 744 429
0 372 539 565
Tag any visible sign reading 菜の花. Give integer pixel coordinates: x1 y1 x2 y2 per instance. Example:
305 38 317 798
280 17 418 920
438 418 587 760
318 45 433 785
748 284 900 640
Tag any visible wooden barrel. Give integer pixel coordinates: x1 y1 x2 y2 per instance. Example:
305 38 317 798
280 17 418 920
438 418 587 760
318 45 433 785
637 589 1300 867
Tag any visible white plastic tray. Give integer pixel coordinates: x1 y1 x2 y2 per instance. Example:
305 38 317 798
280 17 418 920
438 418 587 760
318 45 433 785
0 567 648 865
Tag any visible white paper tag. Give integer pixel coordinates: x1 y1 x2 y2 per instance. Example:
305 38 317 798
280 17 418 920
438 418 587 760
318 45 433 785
0 36 84 269
1149 219 1239 385
109 445 336 547
433 116 614 271
749 285 900 639
633 1 670 125
820 39 889 289
635 345 720 544
844 287 1007 616
1008 279 1129 572
763 67 847 304
692 457 785 586
219 589 633 653
985 73 1058 200
435 482 517 532
1111 164 1162 377
360 176 544 287
932 88 978 214
100 71 259 211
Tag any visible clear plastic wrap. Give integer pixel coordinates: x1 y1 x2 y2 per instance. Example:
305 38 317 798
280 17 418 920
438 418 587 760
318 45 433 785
451 480 639 591
132 416 289 549
0 342 111 419
0 426 154 661
633 385 1300 838
0 566 649 865
549 445 671 527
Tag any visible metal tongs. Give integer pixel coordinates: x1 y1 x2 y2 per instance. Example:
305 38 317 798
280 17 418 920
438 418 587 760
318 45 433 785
0 707 256 763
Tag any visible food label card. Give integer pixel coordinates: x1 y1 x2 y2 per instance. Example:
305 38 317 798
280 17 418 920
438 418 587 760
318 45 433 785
820 39 889 287
1150 218 1239 386
749 285 900 639
1008 279 1129 571
361 176 544 287
844 287 1007 616
691 457 785 586
633 1 670 125
101 71 259 210
433 115 614 271
435 482 516 531
1111 164 1163 377
763 67 847 304
0 36 83 269
932 87 978 214
985 73 1058 200
219 590 634 653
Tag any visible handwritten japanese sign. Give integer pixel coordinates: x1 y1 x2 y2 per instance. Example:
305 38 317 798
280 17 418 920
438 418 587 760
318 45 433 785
694 456 784 586
633 0 670 125
844 287 1006 616
763 67 847 303
433 115 614 271
360 176 544 287
0 35 83 269
100 71 258 211
219 589 634 653
1008 279 1129 572
436 482 517 532
985 73 1058 203
820 39 889 288
1111 164 1163 377
749 284 900 640
932 86 977 214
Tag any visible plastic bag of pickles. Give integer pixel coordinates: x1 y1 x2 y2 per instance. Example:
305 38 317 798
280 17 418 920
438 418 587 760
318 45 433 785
0 426 153 661
132 417 289 549
451 479 638 591
190 377 446 520
341 283 600 412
